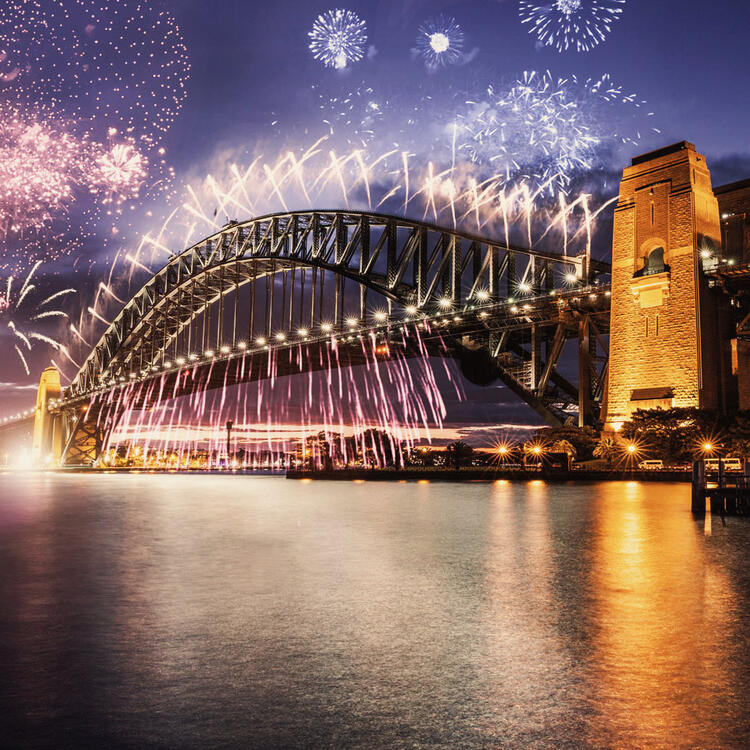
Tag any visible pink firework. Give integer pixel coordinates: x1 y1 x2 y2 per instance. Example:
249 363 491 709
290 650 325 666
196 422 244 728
94 135 148 208
0 0 190 268
0 109 92 238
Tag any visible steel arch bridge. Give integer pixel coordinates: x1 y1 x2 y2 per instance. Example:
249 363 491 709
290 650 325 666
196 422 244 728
49 210 611 466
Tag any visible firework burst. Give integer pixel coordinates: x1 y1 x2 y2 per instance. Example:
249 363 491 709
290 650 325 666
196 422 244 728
416 16 464 68
519 0 626 53
0 0 190 269
456 70 657 192
94 130 149 209
308 9 368 69
0 262 75 375
0 110 91 238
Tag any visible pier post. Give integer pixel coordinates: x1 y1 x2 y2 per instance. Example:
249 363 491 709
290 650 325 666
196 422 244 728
691 459 706 515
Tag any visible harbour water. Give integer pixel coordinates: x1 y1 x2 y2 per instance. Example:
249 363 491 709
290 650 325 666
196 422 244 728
1 473 749 748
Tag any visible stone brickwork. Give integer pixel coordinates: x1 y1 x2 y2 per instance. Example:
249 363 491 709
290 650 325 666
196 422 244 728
605 142 724 428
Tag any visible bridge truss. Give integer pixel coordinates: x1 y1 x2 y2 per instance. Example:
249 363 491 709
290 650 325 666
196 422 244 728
54 210 611 466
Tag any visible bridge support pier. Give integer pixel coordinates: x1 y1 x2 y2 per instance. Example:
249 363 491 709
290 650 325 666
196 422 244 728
605 141 727 428
32 367 64 467
61 405 117 468
578 318 593 428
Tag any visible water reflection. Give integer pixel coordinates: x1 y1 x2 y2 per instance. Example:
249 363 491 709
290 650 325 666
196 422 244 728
589 482 742 747
0 474 748 748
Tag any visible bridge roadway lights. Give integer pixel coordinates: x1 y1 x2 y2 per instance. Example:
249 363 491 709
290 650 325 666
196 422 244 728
57 286 609 403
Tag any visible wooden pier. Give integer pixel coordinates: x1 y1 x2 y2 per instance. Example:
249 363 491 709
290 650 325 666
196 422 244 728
691 460 750 516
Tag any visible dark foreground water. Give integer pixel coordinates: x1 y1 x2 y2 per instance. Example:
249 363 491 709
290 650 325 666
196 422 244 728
0 474 749 749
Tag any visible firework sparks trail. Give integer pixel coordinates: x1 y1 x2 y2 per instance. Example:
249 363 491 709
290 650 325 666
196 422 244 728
0 263 74 374
519 0 626 53
308 9 368 70
106 134 607 314
416 16 464 68
314 83 384 148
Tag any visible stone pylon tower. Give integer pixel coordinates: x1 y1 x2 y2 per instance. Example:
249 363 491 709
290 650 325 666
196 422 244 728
32 366 64 465
605 141 726 429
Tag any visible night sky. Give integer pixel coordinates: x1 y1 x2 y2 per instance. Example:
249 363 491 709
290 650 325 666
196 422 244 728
1 0 749 440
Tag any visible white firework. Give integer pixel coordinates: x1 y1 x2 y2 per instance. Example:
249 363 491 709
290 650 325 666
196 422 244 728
519 0 626 53
308 9 368 69
417 16 464 67
455 70 656 192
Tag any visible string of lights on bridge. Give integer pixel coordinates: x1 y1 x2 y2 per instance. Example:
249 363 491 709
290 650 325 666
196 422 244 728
1 407 38 425
5 246 734 429
41 276 610 413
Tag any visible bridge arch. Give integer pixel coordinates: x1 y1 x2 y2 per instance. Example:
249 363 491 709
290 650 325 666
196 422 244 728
70 210 592 397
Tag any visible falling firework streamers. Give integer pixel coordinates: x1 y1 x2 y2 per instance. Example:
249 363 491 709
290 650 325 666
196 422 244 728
0 0 189 268
519 0 626 53
0 262 75 374
101 328 463 470
416 16 465 68
456 70 658 192
308 9 368 69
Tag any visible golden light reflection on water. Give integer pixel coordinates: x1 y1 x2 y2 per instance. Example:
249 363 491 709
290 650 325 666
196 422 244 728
480 480 748 746
479 479 581 742
589 482 736 746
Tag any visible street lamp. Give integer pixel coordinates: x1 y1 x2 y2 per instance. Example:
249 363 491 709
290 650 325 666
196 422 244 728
495 444 513 464
226 419 234 469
